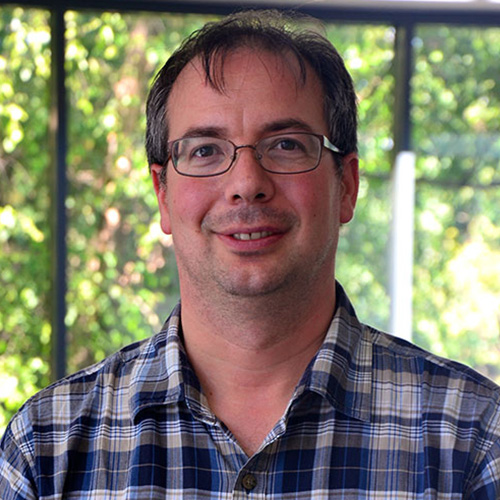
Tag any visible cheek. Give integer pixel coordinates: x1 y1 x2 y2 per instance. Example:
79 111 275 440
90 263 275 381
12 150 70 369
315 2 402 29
167 179 215 231
288 174 339 222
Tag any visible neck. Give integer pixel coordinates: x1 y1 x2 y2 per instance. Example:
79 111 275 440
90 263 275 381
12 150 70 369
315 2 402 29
180 280 336 392
178 279 336 456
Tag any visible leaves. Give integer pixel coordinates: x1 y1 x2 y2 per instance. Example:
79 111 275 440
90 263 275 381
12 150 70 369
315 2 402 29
411 26 500 378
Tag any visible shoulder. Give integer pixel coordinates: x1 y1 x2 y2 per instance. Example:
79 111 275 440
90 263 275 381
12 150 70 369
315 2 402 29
2 328 170 451
369 324 500 398
345 324 500 497
366 324 500 447
0 329 176 498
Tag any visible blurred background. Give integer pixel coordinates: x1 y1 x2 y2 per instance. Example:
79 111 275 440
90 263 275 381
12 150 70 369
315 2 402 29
1 1 499 433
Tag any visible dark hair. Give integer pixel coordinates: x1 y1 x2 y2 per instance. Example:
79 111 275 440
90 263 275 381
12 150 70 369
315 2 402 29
145 9 357 173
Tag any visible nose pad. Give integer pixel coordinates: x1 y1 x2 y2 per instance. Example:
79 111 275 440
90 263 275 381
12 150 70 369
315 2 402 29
232 144 259 163
230 145 262 173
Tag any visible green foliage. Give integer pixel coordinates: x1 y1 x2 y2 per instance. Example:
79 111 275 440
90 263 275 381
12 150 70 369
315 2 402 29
331 24 395 330
412 25 500 380
1 10 499 437
0 7 52 433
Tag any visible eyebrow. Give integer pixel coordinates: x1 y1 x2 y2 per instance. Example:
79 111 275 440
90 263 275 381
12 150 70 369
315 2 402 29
177 126 228 140
175 118 317 142
261 119 315 135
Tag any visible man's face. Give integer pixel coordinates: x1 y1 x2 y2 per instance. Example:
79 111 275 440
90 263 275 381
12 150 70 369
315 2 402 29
151 48 358 302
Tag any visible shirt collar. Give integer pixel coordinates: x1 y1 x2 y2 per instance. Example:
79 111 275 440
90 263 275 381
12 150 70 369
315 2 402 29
294 282 373 422
129 303 188 421
129 283 373 423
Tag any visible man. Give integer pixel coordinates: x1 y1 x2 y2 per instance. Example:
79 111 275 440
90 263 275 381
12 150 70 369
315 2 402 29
1 9 500 499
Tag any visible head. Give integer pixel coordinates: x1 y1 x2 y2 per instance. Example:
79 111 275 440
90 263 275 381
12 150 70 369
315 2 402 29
146 10 359 309
145 9 358 181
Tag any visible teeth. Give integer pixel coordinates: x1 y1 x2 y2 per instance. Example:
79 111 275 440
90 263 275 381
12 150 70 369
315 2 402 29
233 231 272 241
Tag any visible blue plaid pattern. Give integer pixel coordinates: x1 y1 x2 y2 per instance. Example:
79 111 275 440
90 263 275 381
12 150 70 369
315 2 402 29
2 283 500 499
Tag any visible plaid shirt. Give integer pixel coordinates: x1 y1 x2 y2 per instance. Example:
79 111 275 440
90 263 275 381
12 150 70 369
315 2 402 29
2 283 500 499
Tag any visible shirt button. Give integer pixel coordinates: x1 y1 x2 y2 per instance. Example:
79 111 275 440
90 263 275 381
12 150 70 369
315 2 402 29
242 473 257 491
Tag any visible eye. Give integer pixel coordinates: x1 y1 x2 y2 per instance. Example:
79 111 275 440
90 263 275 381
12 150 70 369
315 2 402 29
272 137 305 152
264 135 310 157
191 143 221 159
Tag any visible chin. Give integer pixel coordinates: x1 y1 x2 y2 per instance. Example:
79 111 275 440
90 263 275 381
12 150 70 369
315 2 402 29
215 270 299 299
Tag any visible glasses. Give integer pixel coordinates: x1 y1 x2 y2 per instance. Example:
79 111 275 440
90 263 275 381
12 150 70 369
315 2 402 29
166 132 343 177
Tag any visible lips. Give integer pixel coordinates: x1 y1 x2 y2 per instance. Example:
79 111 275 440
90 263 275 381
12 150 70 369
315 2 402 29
214 227 285 252
217 228 284 253
232 231 274 241
203 207 297 248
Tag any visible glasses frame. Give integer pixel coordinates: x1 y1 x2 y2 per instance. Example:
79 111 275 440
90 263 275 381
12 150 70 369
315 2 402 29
165 132 343 178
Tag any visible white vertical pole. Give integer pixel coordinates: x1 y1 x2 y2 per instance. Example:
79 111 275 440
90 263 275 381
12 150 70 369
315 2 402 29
389 151 416 341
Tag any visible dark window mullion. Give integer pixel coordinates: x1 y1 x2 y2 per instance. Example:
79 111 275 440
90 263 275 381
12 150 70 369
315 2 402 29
49 7 67 382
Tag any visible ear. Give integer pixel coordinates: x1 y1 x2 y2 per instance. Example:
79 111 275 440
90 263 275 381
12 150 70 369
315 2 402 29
339 153 359 224
151 163 172 235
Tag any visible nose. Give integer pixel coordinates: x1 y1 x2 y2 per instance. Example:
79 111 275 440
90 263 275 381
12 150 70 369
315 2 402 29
224 146 276 204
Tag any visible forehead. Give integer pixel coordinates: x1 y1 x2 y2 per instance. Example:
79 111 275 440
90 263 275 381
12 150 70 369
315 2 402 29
166 48 327 139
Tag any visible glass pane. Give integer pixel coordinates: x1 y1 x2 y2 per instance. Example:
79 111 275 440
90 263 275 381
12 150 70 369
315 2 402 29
412 25 500 382
0 7 52 430
328 24 395 331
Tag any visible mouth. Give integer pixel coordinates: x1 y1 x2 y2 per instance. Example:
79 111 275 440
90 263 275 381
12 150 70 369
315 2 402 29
232 231 274 241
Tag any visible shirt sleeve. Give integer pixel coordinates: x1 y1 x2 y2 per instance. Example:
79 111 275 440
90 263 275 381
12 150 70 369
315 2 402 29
466 437 500 500
0 420 38 500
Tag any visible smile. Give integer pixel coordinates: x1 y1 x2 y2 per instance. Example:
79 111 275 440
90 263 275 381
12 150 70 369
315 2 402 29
232 231 273 241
